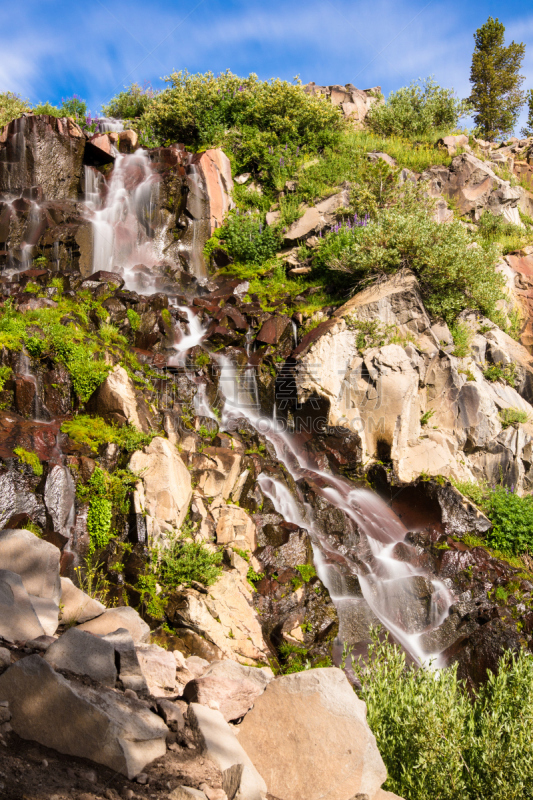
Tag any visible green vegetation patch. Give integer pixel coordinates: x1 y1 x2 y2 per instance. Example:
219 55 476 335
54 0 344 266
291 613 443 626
61 414 154 453
355 628 533 800
13 447 43 476
155 537 223 588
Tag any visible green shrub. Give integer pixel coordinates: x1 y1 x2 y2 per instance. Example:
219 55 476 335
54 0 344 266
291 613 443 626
451 322 472 357
222 212 282 264
0 91 31 129
499 408 529 429
156 537 222 588
143 70 344 160
483 361 517 388
13 447 43 476
454 480 533 555
477 211 529 254
87 496 113 552
47 323 111 402
366 77 470 139
314 207 504 324
102 82 157 119
354 629 533 800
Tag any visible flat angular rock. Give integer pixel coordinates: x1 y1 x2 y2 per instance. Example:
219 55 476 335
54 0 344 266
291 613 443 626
100 628 147 692
0 570 45 643
237 668 387 800
60 577 106 625
0 529 61 603
136 644 177 697
188 703 266 800
44 627 117 686
76 606 150 643
184 660 272 721
0 655 167 779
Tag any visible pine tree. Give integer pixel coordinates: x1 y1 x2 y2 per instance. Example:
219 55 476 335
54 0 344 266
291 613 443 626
521 89 533 138
469 16 526 141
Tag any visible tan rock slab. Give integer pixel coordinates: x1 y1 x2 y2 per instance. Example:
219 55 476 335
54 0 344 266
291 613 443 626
76 606 150 644
237 668 387 800
59 577 105 625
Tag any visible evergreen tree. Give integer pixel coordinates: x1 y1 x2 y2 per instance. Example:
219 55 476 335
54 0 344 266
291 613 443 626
521 89 533 138
469 16 526 140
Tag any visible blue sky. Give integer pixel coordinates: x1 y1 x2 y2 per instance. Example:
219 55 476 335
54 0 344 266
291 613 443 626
3 0 533 130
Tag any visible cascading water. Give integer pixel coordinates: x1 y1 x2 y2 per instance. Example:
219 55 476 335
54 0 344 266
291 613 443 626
84 151 161 291
166 318 455 667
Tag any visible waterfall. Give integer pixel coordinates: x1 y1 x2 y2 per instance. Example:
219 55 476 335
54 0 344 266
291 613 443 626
83 151 160 292
161 296 455 666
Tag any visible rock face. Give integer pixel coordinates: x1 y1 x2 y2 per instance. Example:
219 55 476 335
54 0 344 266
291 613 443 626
304 83 382 126
93 365 154 432
59 577 105 624
167 572 270 665
421 153 522 224
183 660 272 722
0 655 168 778
0 115 85 200
238 668 387 800
294 271 533 490
130 437 192 538
195 149 235 234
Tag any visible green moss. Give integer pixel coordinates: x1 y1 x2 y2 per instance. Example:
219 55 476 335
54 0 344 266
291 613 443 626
0 366 12 392
61 414 155 453
127 308 141 331
13 447 43 476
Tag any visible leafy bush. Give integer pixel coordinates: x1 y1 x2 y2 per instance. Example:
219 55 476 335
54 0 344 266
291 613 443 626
477 211 529 255
222 212 282 264
0 91 30 129
143 70 344 164
314 207 504 323
102 82 157 120
13 447 43 476
455 481 533 555
451 322 473 357
47 323 111 401
156 536 222 588
355 630 533 800
367 77 470 139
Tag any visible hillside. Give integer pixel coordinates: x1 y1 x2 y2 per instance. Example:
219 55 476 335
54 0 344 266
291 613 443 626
1 74 533 799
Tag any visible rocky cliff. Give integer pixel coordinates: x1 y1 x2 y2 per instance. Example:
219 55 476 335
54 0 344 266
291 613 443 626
1 105 533 799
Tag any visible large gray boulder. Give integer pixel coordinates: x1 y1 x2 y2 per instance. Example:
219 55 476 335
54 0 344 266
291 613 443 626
237 668 387 800
76 605 150 643
44 627 117 687
0 570 45 642
188 703 267 800
0 528 61 603
184 660 272 722
135 644 177 697
0 655 167 778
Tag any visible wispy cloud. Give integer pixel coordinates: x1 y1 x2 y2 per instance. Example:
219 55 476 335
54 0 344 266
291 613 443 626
1 0 532 128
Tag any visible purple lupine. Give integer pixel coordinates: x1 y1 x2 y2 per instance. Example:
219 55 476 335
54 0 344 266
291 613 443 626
296 146 300 156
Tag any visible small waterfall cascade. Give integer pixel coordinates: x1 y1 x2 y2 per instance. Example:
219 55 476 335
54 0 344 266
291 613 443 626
218 350 453 666
83 151 161 291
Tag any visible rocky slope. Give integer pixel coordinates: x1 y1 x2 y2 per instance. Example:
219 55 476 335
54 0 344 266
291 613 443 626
1 106 533 798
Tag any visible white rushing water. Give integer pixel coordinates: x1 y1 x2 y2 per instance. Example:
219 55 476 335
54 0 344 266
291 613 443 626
168 314 454 667
84 151 160 290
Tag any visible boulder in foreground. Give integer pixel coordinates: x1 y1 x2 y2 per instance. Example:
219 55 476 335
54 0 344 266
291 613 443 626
237 667 387 800
0 655 167 778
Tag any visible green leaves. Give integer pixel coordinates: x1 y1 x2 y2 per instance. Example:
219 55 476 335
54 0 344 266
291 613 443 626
314 206 504 324
469 17 526 140
156 537 223 588
367 77 470 139
356 630 533 800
